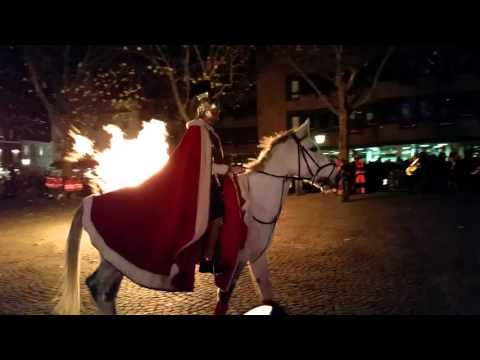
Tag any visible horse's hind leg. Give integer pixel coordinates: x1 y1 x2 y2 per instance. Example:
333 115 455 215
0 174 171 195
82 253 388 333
86 258 123 315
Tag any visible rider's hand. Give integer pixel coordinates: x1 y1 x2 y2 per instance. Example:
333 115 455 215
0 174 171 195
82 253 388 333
229 164 245 175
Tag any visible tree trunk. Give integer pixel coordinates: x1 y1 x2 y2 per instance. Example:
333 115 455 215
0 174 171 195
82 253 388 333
334 65 350 162
50 115 72 177
338 110 349 161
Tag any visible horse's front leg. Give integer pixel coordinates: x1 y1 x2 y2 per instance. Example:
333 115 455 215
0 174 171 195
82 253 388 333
214 261 246 315
248 252 286 315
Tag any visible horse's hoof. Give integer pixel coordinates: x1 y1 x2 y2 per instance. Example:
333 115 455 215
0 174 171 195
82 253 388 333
214 302 229 315
86 272 98 301
271 304 287 316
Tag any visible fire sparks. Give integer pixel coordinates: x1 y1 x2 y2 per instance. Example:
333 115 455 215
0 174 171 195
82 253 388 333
67 119 170 194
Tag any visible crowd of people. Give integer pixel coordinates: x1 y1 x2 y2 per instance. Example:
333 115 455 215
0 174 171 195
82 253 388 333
337 150 480 195
3 149 480 199
0 167 91 200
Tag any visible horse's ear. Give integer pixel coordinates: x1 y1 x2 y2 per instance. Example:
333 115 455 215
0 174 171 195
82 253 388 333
295 119 311 138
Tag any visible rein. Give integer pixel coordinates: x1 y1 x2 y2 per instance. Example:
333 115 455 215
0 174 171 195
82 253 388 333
249 134 336 225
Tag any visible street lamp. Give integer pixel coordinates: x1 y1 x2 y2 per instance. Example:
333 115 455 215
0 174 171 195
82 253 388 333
315 134 326 145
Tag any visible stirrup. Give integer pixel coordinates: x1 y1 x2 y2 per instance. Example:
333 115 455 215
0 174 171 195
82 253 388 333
199 260 227 274
213 263 228 275
199 260 214 273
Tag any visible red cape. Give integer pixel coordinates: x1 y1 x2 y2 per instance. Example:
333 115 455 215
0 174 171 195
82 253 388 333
83 124 207 291
82 122 247 292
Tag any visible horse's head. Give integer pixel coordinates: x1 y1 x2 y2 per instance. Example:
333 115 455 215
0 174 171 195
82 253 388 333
248 120 339 186
286 120 339 186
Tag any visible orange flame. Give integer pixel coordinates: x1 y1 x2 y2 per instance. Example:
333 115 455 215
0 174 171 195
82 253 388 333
67 119 170 194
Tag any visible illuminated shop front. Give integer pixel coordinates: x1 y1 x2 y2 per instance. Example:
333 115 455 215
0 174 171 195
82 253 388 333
319 142 480 163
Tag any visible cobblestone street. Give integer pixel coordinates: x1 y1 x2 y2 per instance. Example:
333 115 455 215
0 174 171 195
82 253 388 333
1 191 480 315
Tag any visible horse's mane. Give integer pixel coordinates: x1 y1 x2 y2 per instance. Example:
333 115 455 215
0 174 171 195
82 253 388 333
245 129 295 171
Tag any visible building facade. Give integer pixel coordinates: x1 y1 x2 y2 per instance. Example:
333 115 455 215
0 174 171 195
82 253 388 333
0 139 54 176
256 57 480 162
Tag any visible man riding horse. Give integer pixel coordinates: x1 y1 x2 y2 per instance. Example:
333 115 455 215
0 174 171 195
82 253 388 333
55 91 338 314
79 92 244 295
193 92 244 274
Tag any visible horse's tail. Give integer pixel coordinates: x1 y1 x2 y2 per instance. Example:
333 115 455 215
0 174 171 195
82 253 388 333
53 204 84 315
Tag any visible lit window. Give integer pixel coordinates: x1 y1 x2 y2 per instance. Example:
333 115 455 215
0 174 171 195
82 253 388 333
38 146 44 156
290 80 300 100
291 80 299 93
21 159 31 166
23 144 30 155
11 149 20 155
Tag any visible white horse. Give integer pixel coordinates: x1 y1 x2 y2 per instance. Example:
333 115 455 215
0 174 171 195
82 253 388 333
54 120 338 315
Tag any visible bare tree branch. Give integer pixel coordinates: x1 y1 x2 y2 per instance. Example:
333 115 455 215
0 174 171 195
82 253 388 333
212 46 221 65
184 46 191 108
63 46 71 87
212 58 233 100
87 50 120 69
286 56 338 116
72 46 93 87
209 46 224 78
128 45 251 122
130 49 163 68
193 45 207 78
154 45 170 65
333 46 346 110
351 46 395 109
24 50 57 118
345 68 358 92
166 72 190 122
334 45 343 75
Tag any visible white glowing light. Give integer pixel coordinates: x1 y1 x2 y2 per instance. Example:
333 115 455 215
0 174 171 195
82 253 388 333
21 159 31 166
244 305 273 315
11 149 20 155
314 134 326 144
68 119 170 194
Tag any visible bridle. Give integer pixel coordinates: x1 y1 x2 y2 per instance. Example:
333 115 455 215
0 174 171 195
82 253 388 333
249 133 336 225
